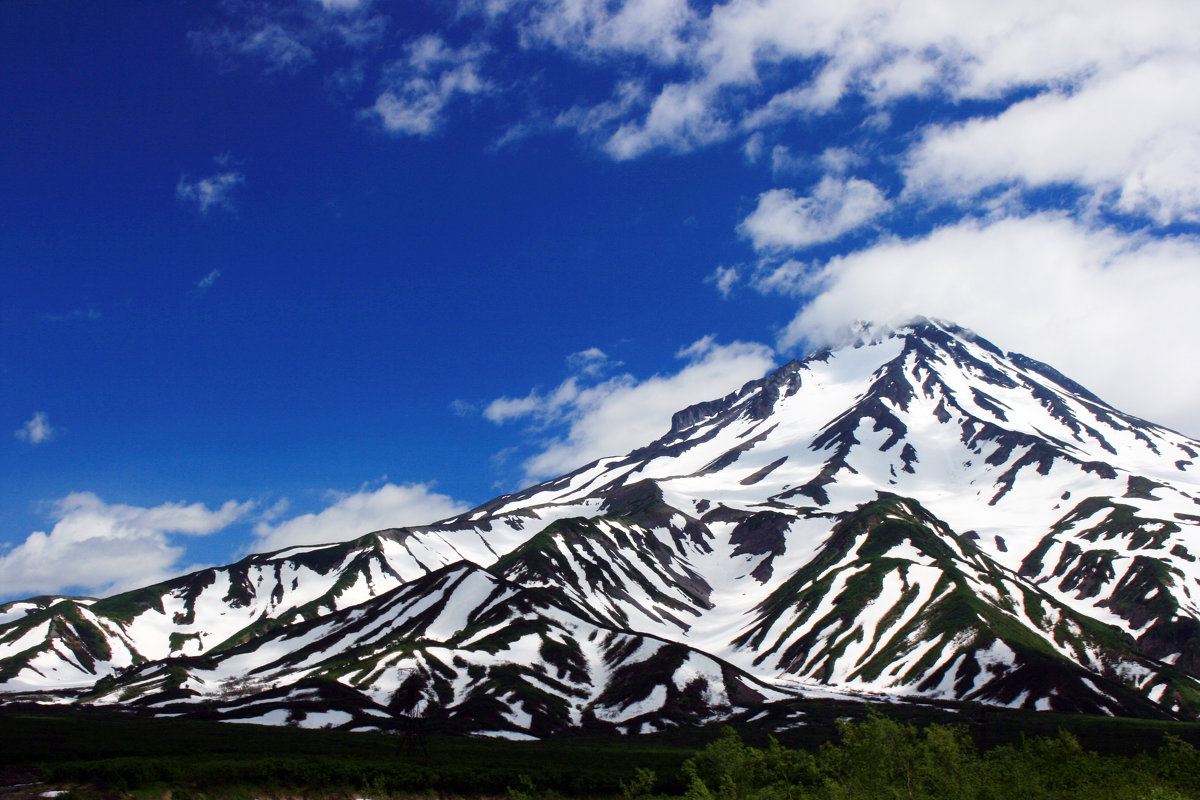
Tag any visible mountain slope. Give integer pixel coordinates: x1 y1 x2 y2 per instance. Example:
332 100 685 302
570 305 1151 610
80 562 788 737
4 317 1200 731
0 532 409 690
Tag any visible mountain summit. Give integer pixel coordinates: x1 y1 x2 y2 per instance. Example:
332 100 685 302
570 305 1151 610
4 319 1200 736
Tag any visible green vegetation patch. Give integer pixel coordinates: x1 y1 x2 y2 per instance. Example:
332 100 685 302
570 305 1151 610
12 708 1200 800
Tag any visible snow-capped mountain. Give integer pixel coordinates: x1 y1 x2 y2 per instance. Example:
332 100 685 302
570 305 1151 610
4 318 1200 736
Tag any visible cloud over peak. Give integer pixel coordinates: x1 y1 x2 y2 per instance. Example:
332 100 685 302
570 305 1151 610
775 213 1200 436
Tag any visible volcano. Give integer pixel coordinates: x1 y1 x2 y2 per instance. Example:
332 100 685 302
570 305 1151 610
4 318 1200 736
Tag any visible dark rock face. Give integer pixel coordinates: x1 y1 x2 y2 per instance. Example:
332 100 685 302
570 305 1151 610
729 511 793 582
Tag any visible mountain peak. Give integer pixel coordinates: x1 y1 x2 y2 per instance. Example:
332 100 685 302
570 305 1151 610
817 315 979 351
4 319 1200 732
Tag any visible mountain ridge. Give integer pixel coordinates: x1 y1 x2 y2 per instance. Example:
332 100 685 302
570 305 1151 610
4 317 1200 736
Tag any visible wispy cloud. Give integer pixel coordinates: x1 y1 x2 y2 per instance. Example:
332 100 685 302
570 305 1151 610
14 411 59 445
450 399 477 417
0 493 252 598
195 269 222 291
41 308 101 322
190 0 386 76
565 347 619 377
484 337 775 481
194 22 315 74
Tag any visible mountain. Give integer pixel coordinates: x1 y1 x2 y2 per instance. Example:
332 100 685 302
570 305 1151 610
4 317 1200 736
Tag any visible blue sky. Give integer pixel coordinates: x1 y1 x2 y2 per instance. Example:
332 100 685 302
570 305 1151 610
4 0 1200 600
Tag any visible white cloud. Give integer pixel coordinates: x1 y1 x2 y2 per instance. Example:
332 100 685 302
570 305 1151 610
604 81 729 160
365 35 491 136
906 59 1200 223
740 177 890 251
706 0 1200 118
742 132 765 163
176 169 245 215
778 213 1200 437
485 337 775 481
748 259 810 297
565 347 618 377
194 0 1200 226
0 493 251 598
707 265 740 298
484 376 584 426
483 0 1200 226
818 147 865 176
555 80 647 139
251 482 470 552
14 411 58 445
513 0 698 64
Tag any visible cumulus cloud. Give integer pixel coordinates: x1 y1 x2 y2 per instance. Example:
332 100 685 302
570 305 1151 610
251 482 470 552
905 59 1200 223
190 1 1200 226
176 169 245 215
365 35 491 136
472 0 1200 224
182 0 1200 444
14 412 58 445
740 177 890 251
0 493 252 598
776 213 1200 437
484 337 775 481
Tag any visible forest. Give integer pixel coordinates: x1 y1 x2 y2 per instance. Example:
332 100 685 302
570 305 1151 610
5 703 1200 800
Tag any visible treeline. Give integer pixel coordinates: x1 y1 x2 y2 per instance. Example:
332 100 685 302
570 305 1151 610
35 713 1200 800
666 714 1200 800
